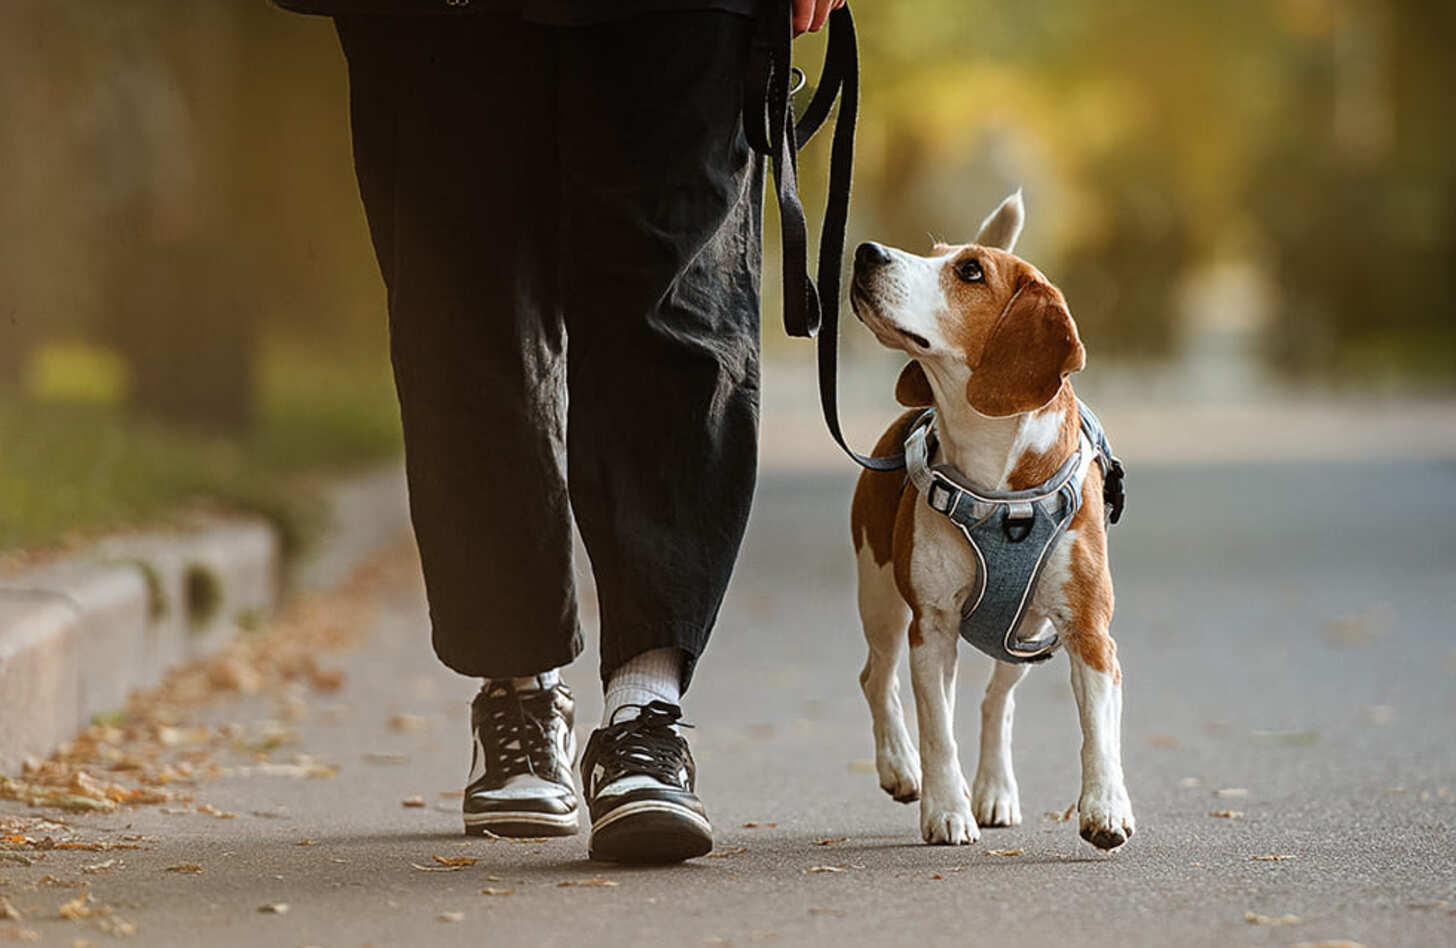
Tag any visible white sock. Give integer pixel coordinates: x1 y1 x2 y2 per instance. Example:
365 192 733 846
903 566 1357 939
602 648 683 726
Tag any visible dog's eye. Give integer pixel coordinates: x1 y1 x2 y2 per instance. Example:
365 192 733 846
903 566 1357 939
954 257 985 283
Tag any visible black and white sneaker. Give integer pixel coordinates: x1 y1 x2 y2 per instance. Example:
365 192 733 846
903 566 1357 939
580 701 713 863
462 678 579 837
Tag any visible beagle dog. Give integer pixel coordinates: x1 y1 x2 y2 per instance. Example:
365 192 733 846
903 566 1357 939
848 192 1135 850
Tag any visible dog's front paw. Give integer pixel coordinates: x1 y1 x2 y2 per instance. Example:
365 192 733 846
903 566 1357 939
1078 784 1135 851
971 771 1021 827
920 797 979 845
876 743 921 804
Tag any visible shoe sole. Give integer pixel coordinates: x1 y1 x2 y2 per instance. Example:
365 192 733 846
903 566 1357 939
464 808 580 838
588 799 713 863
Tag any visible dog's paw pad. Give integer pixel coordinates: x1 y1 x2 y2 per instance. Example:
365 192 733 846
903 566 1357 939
876 749 920 805
921 805 979 845
971 777 1021 827
1078 787 1135 851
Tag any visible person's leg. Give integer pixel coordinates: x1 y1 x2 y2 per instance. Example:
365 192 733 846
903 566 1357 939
335 15 582 838
560 11 763 862
336 15 581 679
558 12 764 702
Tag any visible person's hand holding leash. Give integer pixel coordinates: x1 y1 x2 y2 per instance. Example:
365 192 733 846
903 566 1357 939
794 0 846 36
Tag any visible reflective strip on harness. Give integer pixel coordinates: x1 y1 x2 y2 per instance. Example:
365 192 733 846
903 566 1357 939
905 402 1123 665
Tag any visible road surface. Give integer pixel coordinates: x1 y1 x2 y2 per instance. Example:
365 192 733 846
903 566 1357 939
2 458 1454 947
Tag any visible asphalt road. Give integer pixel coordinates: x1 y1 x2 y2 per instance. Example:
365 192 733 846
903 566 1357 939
3 458 1454 947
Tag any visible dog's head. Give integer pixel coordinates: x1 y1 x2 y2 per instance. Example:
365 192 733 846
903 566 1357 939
849 192 1085 417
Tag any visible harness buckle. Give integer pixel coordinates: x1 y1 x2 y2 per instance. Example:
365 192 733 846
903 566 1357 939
926 480 956 516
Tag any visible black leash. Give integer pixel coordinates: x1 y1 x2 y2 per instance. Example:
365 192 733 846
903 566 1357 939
745 1 906 472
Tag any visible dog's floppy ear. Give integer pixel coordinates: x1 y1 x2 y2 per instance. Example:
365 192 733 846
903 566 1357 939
965 283 1084 417
894 360 934 407
975 189 1025 253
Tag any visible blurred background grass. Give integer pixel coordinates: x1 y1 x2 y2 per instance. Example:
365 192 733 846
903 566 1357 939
1 0 1452 553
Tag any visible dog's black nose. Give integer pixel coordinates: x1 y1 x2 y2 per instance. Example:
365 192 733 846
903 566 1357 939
855 241 891 269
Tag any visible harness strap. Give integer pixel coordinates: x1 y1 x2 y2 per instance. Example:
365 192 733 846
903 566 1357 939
746 2 907 472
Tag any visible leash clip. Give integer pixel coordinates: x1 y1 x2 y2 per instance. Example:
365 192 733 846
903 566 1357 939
788 66 807 96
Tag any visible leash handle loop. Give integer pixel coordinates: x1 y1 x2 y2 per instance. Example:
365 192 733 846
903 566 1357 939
747 2 906 472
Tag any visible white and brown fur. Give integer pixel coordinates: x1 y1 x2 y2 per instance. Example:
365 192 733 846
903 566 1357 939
848 192 1134 849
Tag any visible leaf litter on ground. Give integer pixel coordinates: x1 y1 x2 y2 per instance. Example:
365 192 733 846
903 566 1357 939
0 553 409 820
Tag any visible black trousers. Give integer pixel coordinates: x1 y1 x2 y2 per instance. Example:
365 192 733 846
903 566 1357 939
336 13 763 689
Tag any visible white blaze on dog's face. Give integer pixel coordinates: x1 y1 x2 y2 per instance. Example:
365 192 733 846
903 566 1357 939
849 192 1086 417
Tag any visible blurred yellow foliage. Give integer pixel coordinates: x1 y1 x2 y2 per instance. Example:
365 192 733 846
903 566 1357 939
24 343 132 406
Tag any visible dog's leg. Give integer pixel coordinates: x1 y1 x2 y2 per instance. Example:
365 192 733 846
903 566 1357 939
971 659 1029 827
909 610 977 844
856 548 920 802
1067 642 1135 850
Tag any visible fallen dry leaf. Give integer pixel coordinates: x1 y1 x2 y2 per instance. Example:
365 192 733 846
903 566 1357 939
1042 803 1076 822
1213 788 1249 798
0 896 20 921
479 887 515 896
81 860 116 874
163 864 202 873
401 796 426 808
1251 854 1298 862
1245 911 1301 926
411 863 466 873
388 714 429 732
1209 810 1245 819
295 839 316 847
433 856 479 868
557 878 619 887
39 876 85 888
438 912 464 923
811 838 847 846
986 848 1023 857
196 804 235 819
94 917 137 937
741 822 776 829
804 865 846 874
707 848 748 858
1363 705 1396 726
364 753 409 765
57 894 93 920
257 903 289 915
1321 605 1389 648
930 873 943 880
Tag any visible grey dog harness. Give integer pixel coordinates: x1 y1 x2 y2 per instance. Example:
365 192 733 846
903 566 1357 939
904 401 1125 664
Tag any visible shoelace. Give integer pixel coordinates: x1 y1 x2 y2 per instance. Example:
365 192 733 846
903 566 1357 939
475 686 562 779
597 701 693 788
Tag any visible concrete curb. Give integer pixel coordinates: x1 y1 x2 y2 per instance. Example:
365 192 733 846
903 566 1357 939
0 464 410 773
